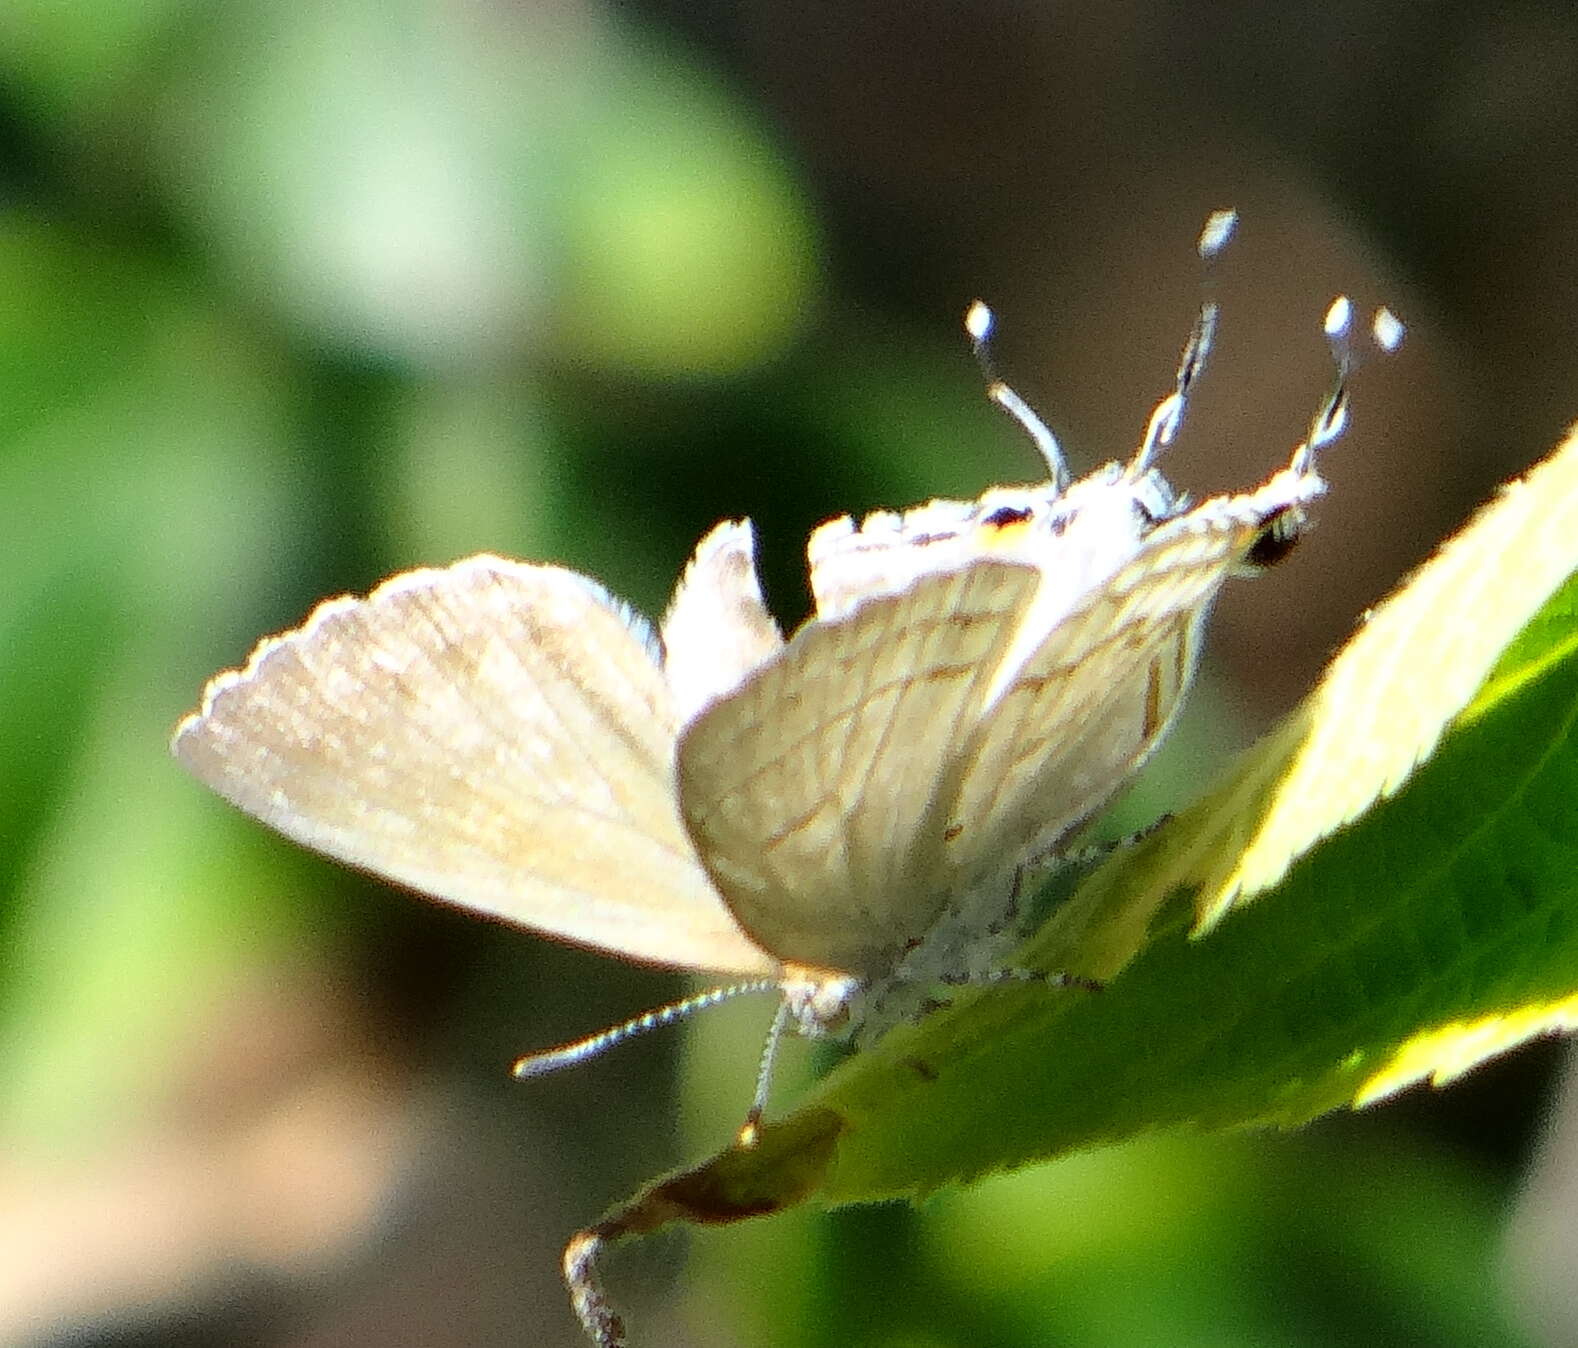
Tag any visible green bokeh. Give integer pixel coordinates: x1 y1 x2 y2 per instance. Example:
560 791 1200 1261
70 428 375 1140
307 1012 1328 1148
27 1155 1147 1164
0 3 1556 1347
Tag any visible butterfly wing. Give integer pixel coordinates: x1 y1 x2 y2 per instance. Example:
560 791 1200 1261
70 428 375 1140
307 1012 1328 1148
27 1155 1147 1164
944 475 1320 877
675 562 1040 977
660 519 784 725
173 555 776 976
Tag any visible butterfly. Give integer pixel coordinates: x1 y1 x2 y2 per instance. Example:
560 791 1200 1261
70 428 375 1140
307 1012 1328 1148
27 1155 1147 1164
172 211 1401 1144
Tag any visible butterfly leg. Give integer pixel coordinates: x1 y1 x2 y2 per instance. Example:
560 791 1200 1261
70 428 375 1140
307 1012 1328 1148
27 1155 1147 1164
564 1228 626 1348
736 998 793 1149
1018 812 1175 881
938 966 1103 997
890 965 1103 1028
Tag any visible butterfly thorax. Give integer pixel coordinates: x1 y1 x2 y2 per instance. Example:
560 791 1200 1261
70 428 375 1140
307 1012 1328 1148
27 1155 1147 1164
771 850 1039 1046
806 464 1190 627
777 962 864 1039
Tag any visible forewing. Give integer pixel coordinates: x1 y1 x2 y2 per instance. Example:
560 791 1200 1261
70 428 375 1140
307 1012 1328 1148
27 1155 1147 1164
173 555 775 976
676 562 1040 976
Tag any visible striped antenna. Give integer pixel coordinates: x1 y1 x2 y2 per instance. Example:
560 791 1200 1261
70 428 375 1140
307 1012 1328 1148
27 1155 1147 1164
1288 296 1406 479
1310 295 1356 454
513 979 781 1079
1131 207 1238 475
966 300 1071 492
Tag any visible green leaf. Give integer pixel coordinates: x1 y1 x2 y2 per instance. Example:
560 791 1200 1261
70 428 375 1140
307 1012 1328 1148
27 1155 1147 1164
585 420 1578 1244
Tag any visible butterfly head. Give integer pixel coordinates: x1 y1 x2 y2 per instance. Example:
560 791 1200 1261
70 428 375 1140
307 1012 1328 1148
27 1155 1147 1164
965 222 1402 586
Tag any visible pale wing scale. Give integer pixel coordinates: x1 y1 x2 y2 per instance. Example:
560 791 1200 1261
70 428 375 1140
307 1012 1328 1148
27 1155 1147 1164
947 493 1305 874
661 519 785 725
677 563 1040 976
949 594 1207 872
807 499 983 619
173 555 775 976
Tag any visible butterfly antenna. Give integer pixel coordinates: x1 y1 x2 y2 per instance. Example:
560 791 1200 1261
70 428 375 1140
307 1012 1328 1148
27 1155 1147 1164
1132 207 1238 476
1287 297 1407 480
1297 295 1355 474
965 300 1070 492
513 978 781 1079
735 996 794 1149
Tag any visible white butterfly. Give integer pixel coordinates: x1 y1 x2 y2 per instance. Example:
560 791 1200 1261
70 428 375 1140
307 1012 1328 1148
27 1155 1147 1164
172 212 1401 1141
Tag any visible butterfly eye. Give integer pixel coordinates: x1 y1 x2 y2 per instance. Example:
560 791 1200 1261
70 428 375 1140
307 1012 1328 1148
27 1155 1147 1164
1242 504 1307 570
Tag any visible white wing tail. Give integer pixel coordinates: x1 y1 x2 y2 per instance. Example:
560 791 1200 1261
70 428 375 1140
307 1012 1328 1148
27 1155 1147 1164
661 520 784 725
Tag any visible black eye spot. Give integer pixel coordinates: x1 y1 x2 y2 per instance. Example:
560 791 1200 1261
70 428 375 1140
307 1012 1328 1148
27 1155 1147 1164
981 505 1033 529
1244 506 1305 569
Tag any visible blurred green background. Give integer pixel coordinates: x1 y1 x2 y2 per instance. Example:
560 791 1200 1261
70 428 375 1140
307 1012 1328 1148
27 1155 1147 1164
3 2 1576 1345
